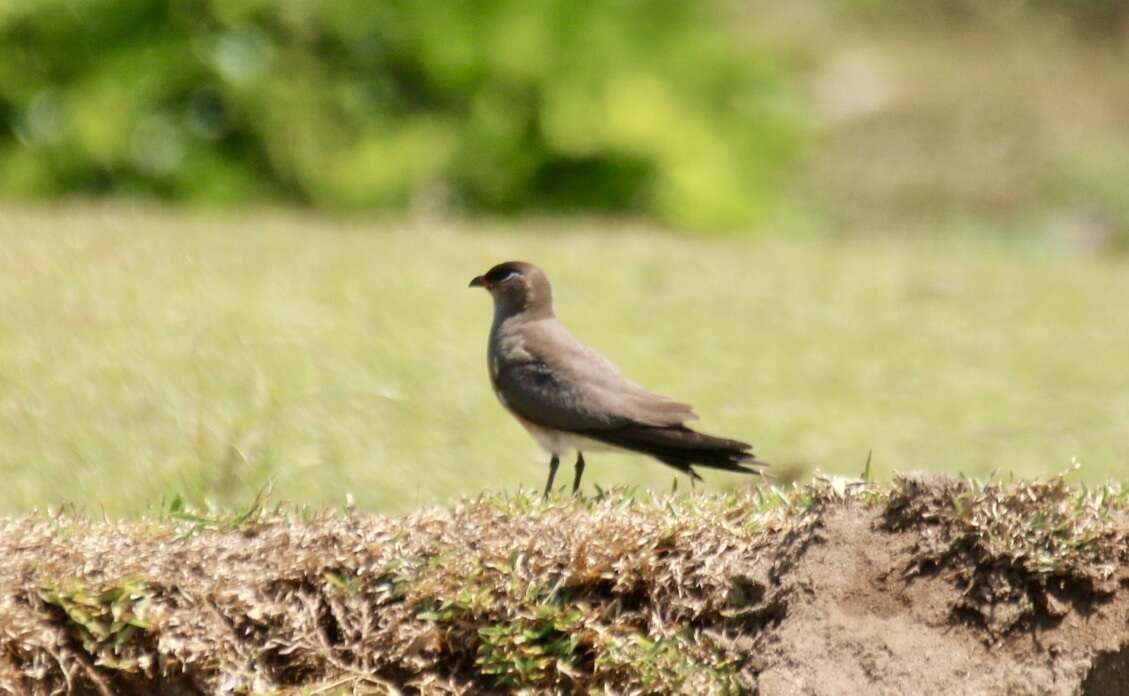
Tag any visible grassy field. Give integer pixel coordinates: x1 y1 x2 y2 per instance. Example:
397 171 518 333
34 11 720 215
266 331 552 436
1 204 1127 515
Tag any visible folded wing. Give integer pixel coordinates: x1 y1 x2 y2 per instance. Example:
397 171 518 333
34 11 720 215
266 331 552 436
493 319 697 432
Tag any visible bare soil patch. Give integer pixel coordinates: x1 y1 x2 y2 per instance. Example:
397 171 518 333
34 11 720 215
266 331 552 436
2 473 1128 694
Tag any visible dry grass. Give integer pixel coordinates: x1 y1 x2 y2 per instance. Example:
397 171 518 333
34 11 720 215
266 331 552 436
2 473 1127 694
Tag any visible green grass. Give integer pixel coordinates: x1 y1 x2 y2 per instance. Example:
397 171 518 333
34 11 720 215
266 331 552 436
1 203 1127 515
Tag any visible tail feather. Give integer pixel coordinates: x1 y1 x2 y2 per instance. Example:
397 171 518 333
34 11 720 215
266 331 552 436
579 424 767 479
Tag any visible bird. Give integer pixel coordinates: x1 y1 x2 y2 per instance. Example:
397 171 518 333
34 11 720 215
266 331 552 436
469 260 765 496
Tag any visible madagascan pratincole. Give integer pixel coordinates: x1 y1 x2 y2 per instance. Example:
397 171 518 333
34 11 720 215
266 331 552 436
469 261 766 496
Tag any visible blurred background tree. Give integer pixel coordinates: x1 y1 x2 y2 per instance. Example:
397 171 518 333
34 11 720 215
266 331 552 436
0 0 805 231
0 0 1127 240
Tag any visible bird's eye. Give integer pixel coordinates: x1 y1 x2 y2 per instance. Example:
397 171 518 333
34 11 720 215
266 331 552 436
493 270 520 284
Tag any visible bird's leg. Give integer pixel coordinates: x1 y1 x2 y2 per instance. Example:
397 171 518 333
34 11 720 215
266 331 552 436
543 454 560 498
572 452 586 495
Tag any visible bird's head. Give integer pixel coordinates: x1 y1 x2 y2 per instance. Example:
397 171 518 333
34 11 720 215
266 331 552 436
469 261 554 319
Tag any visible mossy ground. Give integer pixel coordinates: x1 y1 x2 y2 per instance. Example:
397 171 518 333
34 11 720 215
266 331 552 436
2 473 1127 694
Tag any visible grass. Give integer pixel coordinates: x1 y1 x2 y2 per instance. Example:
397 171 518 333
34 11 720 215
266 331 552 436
0 203 1128 515
3 476 1126 693
0 485 805 694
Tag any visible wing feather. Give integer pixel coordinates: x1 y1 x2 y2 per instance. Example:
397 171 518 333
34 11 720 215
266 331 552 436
491 319 697 432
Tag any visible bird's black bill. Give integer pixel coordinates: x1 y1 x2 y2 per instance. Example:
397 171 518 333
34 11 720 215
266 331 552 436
469 275 488 288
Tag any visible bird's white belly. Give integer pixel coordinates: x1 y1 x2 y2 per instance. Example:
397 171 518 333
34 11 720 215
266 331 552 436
510 413 617 456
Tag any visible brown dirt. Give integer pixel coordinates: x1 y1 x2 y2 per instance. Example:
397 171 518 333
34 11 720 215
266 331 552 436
2 473 1128 694
756 506 1126 696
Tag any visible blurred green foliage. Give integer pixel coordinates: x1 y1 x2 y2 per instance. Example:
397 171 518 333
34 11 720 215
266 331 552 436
0 0 804 231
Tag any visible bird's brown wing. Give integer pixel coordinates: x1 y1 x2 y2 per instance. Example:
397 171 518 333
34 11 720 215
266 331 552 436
492 319 697 432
